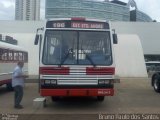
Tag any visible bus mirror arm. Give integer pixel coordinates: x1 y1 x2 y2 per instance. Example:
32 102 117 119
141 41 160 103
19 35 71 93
112 29 118 44
35 27 44 45
35 34 42 45
36 27 44 33
34 34 39 45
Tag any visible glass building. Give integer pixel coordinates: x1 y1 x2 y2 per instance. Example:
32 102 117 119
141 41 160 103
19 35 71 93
45 0 130 21
15 0 40 20
130 10 152 22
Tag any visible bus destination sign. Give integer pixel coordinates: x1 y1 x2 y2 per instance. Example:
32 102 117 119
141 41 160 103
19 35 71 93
46 21 109 29
71 22 104 29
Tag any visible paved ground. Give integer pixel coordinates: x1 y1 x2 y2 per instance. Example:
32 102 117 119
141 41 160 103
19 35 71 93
0 78 160 120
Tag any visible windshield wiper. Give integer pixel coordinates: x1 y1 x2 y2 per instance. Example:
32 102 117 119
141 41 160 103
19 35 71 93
59 48 73 66
59 48 96 67
81 48 96 67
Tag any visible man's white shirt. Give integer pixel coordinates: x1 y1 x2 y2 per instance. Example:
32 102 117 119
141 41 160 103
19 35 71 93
12 66 24 87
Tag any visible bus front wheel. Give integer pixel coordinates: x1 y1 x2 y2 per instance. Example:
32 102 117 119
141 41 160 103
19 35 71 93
6 83 13 91
51 96 60 102
153 78 160 93
97 96 105 101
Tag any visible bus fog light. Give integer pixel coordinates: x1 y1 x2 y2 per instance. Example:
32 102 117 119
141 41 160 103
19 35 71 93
99 80 110 84
45 80 51 84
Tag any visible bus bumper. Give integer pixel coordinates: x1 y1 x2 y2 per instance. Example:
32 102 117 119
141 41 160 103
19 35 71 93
40 88 114 96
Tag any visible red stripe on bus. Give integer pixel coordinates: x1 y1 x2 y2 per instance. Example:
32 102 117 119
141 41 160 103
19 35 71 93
0 79 11 85
40 88 114 96
0 61 28 63
86 67 115 75
39 67 69 75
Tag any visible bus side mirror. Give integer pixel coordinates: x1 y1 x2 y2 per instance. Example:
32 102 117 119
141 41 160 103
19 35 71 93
35 34 40 45
113 33 118 44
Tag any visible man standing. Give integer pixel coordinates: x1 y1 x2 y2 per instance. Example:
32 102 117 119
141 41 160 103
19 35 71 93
12 61 27 109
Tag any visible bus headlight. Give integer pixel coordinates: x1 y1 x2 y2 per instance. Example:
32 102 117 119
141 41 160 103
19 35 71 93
50 80 57 85
44 80 57 85
41 79 45 85
98 80 110 85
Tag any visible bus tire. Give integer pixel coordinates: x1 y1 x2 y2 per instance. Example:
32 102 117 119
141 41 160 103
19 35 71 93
51 96 60 102
153 77 160 93
6 83 13 91
97 96 105 101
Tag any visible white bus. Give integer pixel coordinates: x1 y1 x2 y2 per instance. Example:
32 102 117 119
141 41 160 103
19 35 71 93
145 61 160 73
35 18 118 101
0 42 28 90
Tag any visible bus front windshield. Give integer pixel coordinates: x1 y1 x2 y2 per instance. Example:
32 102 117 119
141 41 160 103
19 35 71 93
43 30 112 66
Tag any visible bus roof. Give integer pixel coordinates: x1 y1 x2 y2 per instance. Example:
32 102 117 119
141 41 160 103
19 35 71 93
0 41 27 52
145 61 160 64
47 17 108 23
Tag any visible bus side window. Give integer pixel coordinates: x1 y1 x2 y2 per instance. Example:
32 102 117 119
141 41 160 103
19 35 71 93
18 52 23 61
0 48 2 61
24 52 28 62
14 51 18 61
8 50 12 61
2 49 8 61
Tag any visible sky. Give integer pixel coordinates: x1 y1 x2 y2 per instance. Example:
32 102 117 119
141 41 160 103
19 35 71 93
0 0 160 21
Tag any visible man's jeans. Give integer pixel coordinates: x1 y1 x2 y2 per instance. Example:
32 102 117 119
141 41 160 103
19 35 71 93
14 85 23 107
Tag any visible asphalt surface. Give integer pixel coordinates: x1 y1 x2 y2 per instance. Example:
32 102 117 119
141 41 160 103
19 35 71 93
0 78 160 120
